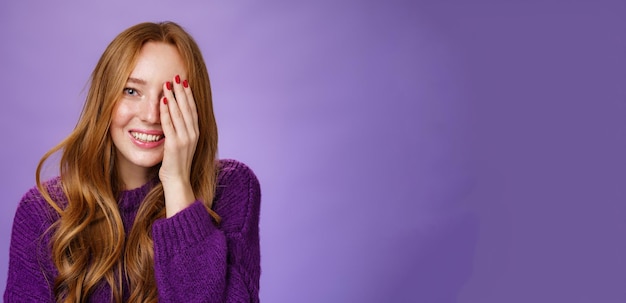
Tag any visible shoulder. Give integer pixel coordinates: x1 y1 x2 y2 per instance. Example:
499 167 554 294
214 159 261 234
19 177 65 208
217 159 259 184
14 177 64 231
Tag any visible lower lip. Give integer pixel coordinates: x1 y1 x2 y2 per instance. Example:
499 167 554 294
128 132 165 149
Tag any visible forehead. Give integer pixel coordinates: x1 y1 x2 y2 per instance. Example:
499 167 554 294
128 42 187 82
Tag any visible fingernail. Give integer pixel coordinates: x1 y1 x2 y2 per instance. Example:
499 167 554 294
183 80 188 88
163 97 168 105
166 82 172 90
175 75 181 84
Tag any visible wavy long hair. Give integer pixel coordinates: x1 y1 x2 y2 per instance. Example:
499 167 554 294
35 22 219 303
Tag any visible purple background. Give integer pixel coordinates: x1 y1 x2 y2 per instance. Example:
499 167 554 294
1 1 625 302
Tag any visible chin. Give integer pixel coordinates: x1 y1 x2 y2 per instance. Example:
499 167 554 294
126 154 163 169
136 159 164 168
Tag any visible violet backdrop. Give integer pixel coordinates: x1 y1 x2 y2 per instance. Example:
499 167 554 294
0 1 624 302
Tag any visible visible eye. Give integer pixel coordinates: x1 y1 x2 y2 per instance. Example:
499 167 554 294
123 87 139 96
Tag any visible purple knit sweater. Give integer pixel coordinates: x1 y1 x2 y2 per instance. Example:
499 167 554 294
4 159 260 302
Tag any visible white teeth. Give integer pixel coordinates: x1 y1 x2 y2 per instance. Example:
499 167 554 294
131 132 162 142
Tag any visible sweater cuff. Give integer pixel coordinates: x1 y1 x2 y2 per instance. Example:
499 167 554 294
152 201 217 256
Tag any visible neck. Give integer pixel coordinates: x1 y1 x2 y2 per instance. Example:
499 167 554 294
118 165 152 190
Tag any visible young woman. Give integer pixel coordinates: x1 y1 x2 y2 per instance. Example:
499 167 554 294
4 22 260 303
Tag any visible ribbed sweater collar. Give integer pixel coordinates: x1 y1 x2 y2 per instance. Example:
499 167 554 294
117 178 158 211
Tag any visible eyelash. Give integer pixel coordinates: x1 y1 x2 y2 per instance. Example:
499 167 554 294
123 87 139 96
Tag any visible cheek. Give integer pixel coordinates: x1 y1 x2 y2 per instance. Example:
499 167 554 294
110 104 133 149
111 103 133 129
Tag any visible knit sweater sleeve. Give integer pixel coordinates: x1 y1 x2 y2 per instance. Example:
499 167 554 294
4 184 60 302
151 159 261 303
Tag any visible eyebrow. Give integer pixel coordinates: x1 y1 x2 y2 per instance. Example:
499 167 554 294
126 77 147 85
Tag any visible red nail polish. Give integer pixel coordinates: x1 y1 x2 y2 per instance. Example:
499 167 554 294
166 82 172 90
183 80 188 88
175 75 181 84
163 97 168 105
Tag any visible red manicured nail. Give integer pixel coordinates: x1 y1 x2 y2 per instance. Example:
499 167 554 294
183 80 188 88
163 97 168 105
175 75 181 84
166 82 172 90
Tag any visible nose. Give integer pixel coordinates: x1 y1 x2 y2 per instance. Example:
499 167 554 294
140 95 161 124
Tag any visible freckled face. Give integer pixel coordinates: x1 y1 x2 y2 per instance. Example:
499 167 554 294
110 42 187 185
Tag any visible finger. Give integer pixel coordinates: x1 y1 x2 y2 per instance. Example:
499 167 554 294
163 81 187 135
173 76 196 136
182 79 199 135
160 95 175 140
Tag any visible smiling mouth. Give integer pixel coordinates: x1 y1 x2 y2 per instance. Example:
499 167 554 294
130 131 164 143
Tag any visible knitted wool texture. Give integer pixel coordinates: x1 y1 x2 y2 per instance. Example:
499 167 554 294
4 159 260 303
